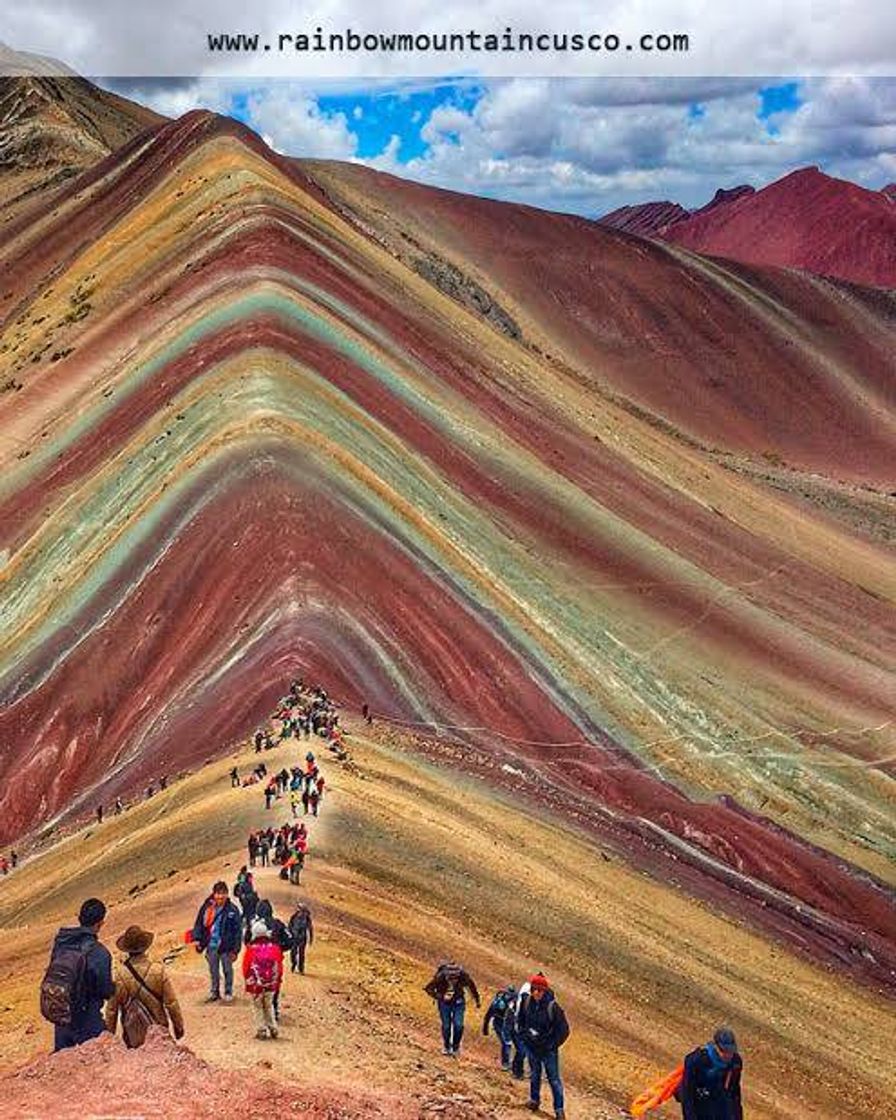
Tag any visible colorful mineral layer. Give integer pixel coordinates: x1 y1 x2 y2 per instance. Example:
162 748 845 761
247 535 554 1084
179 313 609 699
0 78 895 1119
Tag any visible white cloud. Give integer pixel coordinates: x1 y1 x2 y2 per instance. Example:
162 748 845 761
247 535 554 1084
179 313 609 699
383 76 896 214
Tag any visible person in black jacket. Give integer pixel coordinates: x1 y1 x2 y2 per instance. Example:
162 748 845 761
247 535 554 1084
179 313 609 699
679 1027 743 1120
49 898 115 1051
518 974 569 1120
482 984 517 1069
288 901 314 974
424 960 481 1055
191 881 242 1002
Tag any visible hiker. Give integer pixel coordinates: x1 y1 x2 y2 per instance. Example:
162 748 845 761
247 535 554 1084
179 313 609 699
42 897 114 1051
287 848 305 885
230 766 240 788
259 834 271 867
159 775 168 791
234 868 258 927
104 925 184 1047
679 1027 743 1120
0 855 7 875
247 899 291 1019
248 832 259 867
264 780 277 810
96 804 103 824
288 901 314 973
424 960 481 1056
114 797 124 815
482 984 517 1070
290 790 301 818
243 920 283 1040
517 974 569 1119
191 881 242 1003
10 850 17 868
309 784 320 817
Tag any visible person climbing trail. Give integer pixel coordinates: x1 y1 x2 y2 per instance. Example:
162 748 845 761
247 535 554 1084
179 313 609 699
104 925 184 1047
517 974 569 1119
234 867 258 928
191 881 242 1003
230 766 240 788
287 901 314 973
244 899 292 1020
678 1028 743 1120
41 898 114 1051
424 960 481 1056
482 984 518 1070
243 920 283 1040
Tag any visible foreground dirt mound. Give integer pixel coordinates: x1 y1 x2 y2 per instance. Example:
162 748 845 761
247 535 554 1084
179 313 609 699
3 1027 411 1119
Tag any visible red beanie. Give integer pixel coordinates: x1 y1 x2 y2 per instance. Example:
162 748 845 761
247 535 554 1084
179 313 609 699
529 974 550 990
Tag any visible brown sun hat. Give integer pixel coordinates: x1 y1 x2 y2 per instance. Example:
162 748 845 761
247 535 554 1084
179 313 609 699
116 925 155 954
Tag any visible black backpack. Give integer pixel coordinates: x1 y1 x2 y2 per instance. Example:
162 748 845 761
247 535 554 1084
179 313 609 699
289 906 311 938
40 937 91 1026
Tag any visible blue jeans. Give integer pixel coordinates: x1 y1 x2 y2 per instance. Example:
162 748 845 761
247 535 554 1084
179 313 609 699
529 1047 564 1112
496 1018 513 1066
207 946 234 996
438 999 465 1051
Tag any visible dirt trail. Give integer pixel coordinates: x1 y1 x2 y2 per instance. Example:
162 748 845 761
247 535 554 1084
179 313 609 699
1 724 893 1118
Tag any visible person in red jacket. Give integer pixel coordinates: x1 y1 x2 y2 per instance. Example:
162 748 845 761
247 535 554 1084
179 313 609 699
242 920 283 1039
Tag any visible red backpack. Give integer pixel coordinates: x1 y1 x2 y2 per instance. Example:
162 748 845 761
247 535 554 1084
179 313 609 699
246 942 280 993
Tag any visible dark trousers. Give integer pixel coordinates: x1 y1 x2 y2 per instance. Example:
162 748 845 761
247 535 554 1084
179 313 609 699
290 939 308 972
438 1000 465 1052
54 1011 105 1052
528 1047 564 1112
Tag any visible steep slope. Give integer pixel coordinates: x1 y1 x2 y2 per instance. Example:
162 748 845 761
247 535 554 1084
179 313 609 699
664 166 896 287
0 726 893 1119
1 109 895 1001
0 75 165 215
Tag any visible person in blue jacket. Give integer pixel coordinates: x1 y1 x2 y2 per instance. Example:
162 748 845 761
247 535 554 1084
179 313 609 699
679 1027 743 1120
192 881 242 1002
49 898 115 1051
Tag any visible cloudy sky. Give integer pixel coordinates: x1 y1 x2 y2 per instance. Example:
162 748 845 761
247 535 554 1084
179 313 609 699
4 0 895 215
100 75 896 215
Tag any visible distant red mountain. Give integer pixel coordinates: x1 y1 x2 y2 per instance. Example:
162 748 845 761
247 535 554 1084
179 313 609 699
597 199 689 237
600 168 896 288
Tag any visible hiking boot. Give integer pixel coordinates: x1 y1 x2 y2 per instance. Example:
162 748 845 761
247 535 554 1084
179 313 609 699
501 1063 511 1071
442 1047 451 1056
255 1028 269 1040
222 993 234 1003
555 1111 565 1120
205 993 220 1003
269 1026 279 1039
527 1102 539 1112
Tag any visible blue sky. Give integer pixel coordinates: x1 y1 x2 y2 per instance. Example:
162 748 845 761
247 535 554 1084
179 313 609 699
106 75 896 216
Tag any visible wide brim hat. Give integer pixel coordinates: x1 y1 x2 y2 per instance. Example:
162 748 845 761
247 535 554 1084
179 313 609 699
116 925 155 954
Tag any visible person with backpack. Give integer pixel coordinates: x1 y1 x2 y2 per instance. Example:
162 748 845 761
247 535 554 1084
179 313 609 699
104 925 184 1047
234 868 258 927
287 901 314 973
678 1027 743 1120
482 984 517 1070
424 960 481 1056
243 920 283 1040
42 898 115 1051
246 899 292 1019
191 881 242 1003
517 974 569 1119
